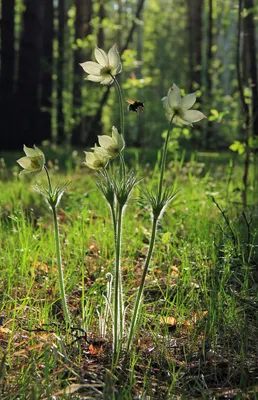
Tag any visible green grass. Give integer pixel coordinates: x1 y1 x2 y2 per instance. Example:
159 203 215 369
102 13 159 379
0 150 257 399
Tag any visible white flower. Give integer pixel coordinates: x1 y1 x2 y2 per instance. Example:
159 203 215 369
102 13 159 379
80 45 122 85
161 84 206 126
17 145 45 176
97 126 125 158
84 151 108 170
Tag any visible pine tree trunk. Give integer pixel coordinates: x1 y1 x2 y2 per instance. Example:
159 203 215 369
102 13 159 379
186 0 203 90
57 0 67 144
0 0 15 149
38 0 54 143
15 0 45 148
71 0 93 146
244 0 258 137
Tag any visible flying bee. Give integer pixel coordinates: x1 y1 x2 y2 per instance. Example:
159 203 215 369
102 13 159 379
125 98 144 113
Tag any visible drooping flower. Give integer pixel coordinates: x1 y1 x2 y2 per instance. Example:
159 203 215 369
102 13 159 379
161 84 206 126
97 126 125 159
84 150 108 170
17 145 45 176
80 45 122 85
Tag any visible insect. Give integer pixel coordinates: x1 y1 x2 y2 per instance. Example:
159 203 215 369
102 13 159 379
125 98 144 113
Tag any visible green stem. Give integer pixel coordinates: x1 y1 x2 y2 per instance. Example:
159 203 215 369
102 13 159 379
127 216 158 351
112 75 125 138
44 166 53 194
44 167 70 328
157 114 175 203
113 204 124 355
119 151 126 183
52 205 71 328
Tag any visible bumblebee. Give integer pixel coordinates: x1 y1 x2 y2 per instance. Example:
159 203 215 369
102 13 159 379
125 98 144 113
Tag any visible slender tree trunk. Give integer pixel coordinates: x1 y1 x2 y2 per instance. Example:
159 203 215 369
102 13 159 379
38 0 54 143
237 0 250 206
97 0 105 48
71 0 93 146
244 0 258 137
186 0 203 91
205 0 213 148
57 0 67 143
0 0 15 149
15 0 45 148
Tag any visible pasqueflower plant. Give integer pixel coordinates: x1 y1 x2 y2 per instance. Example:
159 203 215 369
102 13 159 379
17 146 71 329
81 44 207 359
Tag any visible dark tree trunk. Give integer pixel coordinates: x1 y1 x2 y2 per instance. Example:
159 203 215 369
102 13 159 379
38 0 54 143
186 0 203 91
57 0 67 143
71 0 93 146
205 0 213 148
0 0 15 150
97 0 105 48
15 0 45 149
244 0 258 137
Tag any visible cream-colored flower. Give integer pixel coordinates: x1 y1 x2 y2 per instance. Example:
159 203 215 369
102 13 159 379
17 145 45 176
97 126 125 158
162 84 206 126
80 45 122 85
84 150 108 170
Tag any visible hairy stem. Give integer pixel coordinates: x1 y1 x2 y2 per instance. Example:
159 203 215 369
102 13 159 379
127 216 158 351
157 114 174 203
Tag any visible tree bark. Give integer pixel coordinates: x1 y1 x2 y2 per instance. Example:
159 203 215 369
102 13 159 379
71 0 93 146
38 0 54 143
186 0 203 91
244 0 258 137
57 0 67 143
15 0 45 148
0 0 15 149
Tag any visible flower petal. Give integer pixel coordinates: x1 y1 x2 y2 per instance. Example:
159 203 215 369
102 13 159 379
167 84 181 108
94 47 109 66
17 156 32 169
87 74 103 82
80 61 102 75
98 135 114 149
23 145 38 157
174 116 193 126
180 92 196 110
100 76 113 85
108 45 120 70
183 110 207 123
112 61 122 75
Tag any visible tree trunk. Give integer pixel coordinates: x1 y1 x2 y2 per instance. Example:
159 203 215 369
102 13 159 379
38 0 54 144
244 0 258 137
205 0 213 148
186 0 203 91
0 0 15 149
57 0 67 144
15 0 45 149
71 0 93 146
97 0 105 48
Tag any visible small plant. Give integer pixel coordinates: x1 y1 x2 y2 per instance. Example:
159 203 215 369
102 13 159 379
17 145 71 328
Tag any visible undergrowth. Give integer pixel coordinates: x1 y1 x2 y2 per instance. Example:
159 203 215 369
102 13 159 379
0 151 257 399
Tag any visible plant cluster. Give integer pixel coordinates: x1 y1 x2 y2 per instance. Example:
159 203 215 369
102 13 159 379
17 44 206 361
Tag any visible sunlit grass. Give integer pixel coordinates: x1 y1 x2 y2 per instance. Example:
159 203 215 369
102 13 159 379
0 150 257 399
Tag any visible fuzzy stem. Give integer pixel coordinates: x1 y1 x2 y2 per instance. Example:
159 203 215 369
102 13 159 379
112 76 125 139
113 204 124 355
157 114 175 203
44 166 70 328
127 216 158 351
44 165 53 194
52 206 71 327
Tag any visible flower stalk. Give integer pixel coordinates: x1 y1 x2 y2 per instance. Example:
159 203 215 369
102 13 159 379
44 166 71 328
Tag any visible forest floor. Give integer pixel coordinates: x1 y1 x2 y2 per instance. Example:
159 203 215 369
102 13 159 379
0 148 257 399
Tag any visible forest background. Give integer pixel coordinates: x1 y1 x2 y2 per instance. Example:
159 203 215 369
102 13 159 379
0 0 257 154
